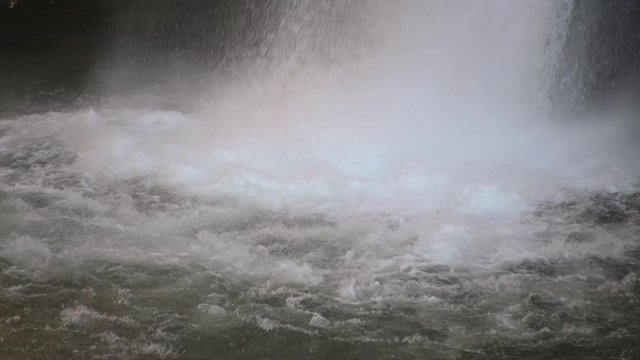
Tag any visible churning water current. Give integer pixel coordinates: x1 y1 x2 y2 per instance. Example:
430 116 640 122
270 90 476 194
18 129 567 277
0 107 639 359
2 0 640 359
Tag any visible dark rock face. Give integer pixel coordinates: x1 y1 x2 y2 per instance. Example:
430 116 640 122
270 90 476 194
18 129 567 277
100 0 372 96
0 0 114 47
2 0 640 115
99 0 288 96
555 0 640 113
0 1 370 110
0 0 116 115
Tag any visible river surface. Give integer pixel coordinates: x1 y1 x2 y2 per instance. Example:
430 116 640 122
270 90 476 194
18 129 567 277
1 107 639 360
2 1 640 359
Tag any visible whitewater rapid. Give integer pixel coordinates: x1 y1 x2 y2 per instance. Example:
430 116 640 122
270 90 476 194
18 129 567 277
2 1 640 358
1 107 640 359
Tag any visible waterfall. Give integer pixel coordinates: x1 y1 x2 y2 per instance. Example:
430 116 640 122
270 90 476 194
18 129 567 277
73 0 638 211
1 2 639 358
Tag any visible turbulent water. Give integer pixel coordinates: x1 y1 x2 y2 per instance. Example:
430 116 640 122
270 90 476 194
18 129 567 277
2 1 640 359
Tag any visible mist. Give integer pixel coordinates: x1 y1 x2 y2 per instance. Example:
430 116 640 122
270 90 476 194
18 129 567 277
2 1 640 358
41 0 639 213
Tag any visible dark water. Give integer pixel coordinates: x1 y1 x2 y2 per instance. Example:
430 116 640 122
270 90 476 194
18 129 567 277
2 1 640 359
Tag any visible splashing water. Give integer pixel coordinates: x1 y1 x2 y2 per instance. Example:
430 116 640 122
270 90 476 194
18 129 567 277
1 1 640 359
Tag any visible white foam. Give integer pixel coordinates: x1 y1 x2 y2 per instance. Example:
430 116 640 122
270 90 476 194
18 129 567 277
196 304 227 316
60 305 134 327
309 313 331 329
0 235 52 269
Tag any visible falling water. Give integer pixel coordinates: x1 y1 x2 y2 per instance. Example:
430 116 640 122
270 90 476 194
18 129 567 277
1 1 639 359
